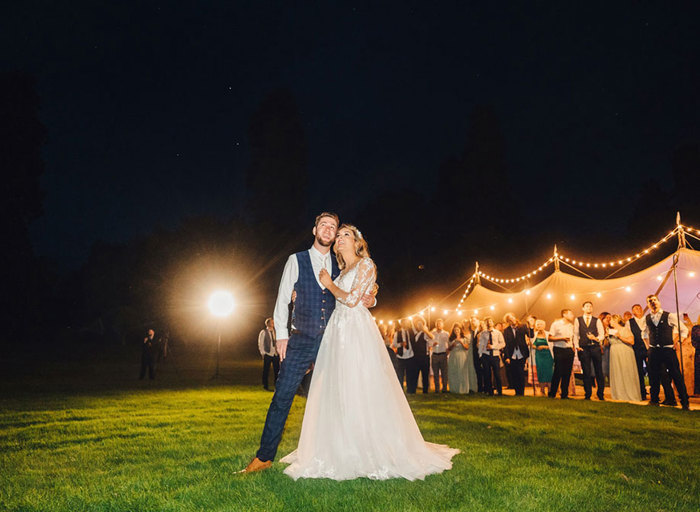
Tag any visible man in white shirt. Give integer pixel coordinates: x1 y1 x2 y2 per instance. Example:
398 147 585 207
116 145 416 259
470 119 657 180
548 309 576 399
478 317 506 396
430 319 450 393
645 295 690 410
574 301 606 400
392 318 416 391
258 318 279 391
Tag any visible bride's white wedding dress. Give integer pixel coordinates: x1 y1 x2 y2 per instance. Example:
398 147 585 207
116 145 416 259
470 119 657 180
281 257 459 481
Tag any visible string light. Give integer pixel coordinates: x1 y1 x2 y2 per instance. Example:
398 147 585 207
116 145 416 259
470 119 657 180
558 227 677 269
388 224 692 328
456 273 478 309
477 257 555 286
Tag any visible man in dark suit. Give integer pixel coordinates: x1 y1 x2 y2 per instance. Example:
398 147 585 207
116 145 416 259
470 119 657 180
139 328 157 380
503 313 530 396
574 301 606 400
392 318 416 391
410 316 434 393
645 295 690 410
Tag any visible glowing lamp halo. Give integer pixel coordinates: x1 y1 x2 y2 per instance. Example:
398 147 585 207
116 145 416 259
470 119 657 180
208 290 236 317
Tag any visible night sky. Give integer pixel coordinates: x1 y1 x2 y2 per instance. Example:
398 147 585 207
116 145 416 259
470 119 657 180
4 2 700 268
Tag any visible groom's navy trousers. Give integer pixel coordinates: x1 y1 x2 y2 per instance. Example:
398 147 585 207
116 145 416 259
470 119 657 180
257 330 323 462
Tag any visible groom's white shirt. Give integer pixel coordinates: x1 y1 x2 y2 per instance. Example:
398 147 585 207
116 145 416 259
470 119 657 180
273 246 333 340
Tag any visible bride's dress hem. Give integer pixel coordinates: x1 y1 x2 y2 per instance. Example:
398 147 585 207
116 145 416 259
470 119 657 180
280 443 460 481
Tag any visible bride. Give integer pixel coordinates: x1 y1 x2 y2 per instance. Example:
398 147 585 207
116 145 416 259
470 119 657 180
280 224 459 481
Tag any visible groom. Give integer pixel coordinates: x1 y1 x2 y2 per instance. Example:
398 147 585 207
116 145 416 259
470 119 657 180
243 212 376 472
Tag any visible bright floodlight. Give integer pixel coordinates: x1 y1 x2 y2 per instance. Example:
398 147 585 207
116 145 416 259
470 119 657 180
208 290 235 317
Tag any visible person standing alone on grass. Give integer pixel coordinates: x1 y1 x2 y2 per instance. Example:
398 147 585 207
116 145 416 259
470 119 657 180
139 329 157 380
258 318 279 391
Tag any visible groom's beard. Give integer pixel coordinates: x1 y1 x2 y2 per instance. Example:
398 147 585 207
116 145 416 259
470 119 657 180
316 235 334 247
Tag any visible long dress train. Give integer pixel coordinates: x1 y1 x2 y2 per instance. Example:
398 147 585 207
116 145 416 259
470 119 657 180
281 257 459 480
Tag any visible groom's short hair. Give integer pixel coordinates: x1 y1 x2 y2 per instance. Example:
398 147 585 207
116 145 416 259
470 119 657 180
315 212 339 228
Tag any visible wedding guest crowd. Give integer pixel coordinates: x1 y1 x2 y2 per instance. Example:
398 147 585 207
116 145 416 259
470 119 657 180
377 293 696 410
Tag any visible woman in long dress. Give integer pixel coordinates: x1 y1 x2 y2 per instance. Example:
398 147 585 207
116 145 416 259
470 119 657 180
447 323 469 393
465 319 479 392
608 315 642 402
532 319 554 396
281 224 459 481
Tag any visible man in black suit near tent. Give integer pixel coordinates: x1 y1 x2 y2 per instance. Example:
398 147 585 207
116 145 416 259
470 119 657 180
503 313 530 396
645 295 690 410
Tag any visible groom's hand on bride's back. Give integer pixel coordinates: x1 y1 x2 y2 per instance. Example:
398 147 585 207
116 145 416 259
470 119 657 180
277 339 288 361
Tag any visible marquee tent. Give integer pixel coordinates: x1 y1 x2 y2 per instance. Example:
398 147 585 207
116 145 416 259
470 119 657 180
458 248 700 324
446 220 700 325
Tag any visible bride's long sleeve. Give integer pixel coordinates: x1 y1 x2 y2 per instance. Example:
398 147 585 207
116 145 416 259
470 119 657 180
337 257 376 308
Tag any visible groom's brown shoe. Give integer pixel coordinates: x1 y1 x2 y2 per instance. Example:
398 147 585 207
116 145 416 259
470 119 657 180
242 457 272 473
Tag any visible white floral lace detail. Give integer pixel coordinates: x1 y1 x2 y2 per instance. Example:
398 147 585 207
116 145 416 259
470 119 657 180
335 257 376 308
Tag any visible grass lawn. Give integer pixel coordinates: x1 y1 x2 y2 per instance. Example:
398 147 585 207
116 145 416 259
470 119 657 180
0 353 698 512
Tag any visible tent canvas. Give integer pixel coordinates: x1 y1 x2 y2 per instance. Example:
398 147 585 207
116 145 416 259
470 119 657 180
459 248 700 324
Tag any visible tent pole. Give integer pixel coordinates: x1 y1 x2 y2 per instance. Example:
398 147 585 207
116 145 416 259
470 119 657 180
525 280 536 395
672 251 685 379
674 216 685 379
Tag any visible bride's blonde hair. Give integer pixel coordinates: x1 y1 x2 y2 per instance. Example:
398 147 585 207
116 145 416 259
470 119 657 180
333 224 370 270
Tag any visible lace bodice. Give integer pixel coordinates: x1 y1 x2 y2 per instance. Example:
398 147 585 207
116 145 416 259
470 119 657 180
334 257 376 308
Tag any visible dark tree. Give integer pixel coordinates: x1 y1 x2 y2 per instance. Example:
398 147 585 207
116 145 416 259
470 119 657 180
626 177 673 246
432 105 520 274
0 71 47 341
671 142 700 225
245 89 309 227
